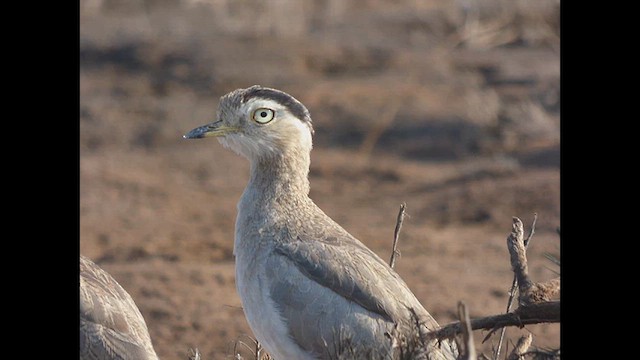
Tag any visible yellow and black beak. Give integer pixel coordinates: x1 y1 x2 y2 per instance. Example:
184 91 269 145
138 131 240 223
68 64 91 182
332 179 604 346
183 120 239 139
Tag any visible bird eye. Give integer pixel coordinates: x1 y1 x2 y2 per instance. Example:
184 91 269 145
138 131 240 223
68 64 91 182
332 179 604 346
252 108 275 124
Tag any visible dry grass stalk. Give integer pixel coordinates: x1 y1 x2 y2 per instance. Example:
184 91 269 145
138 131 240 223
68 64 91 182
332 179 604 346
456 301 476 360
389 202 407 269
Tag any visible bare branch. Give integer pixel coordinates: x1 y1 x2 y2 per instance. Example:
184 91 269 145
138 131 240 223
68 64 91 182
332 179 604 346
522 348 560 359
426 214 558 358
506 216 561 306
496 214 537 359
508 217 533 295
427 301 560 342
389 203 407 269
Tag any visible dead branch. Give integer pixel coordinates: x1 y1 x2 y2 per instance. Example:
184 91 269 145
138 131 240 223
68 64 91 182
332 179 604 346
496 213 537 359
389 203 407 269
522 348 560 359
386 212 559 357
427 301 559 341
430 215 559 344
508 217 533 294
508 217 560 306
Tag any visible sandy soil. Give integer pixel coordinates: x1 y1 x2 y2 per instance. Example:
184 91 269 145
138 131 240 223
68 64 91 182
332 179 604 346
80 1 560 359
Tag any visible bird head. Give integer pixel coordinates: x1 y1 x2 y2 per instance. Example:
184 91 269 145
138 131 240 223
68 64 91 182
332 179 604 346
184 85 314 162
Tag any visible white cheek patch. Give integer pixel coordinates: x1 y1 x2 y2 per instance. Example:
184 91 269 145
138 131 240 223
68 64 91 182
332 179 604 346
218 98 313 161
274 113 312 151
219 133 278 160
297 121 313 150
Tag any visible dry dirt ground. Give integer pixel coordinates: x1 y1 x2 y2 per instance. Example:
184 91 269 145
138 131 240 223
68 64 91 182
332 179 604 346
80 1 560 359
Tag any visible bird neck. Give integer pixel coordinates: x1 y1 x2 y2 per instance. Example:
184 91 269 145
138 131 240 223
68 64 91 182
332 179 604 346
248 151 311 203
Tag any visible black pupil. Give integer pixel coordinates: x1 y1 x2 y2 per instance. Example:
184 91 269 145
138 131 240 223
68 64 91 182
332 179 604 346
260 111 268 118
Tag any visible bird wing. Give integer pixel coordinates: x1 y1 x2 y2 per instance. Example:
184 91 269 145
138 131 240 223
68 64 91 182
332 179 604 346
271 221 439 327
267 224 445 357
80 319 155 360
80 256 158 360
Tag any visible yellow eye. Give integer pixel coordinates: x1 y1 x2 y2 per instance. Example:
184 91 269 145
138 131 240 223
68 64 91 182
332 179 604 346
252 108 275 124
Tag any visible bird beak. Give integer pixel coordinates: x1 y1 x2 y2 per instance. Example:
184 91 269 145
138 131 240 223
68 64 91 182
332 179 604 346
183 120 239 139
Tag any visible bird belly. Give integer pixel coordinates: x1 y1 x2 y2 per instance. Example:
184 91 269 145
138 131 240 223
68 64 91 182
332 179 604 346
237 246 404 359
235 249 316 360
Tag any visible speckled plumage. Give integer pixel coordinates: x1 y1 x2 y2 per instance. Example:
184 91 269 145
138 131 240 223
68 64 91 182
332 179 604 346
80 255 159 360
185 85 458 359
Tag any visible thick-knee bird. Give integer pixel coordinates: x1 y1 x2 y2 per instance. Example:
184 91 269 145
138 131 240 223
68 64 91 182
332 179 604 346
184 85 458 359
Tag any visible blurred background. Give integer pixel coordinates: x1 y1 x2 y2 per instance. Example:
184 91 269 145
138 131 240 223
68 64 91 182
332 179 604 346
80 0 560 358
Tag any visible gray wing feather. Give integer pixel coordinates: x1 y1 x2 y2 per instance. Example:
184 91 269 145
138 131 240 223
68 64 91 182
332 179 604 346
80 319 154 360
270 233 461 359
266 250 394 358
268 219 451 357
275 238 391 321
273 229 439 327
80 256 158 360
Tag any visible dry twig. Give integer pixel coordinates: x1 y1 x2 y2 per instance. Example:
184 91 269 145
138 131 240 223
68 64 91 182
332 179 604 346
456 301 476 360
507 217 560 306
430 215 559 348
428 300 559 342
389 202 407 269
495 214 537 359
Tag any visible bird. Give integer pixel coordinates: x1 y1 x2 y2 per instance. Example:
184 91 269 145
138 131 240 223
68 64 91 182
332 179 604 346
80 255 159 360
184 85 458 359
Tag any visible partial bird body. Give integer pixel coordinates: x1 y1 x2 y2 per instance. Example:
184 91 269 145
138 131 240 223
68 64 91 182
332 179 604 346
80 255 159 360
185 85 457 359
